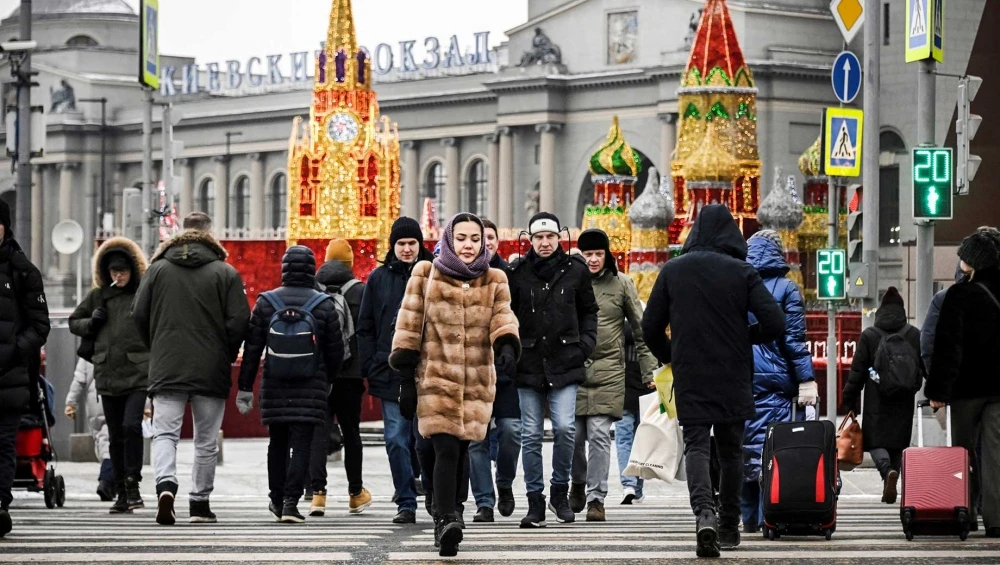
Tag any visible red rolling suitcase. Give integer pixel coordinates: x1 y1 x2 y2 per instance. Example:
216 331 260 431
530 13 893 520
900 400 971 541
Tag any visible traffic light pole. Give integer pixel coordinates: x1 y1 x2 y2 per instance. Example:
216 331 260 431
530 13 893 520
860 0 880 329
827 175 838 422
915 59 937 325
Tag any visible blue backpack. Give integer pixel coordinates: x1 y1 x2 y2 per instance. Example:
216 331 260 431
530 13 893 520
261 291 330 380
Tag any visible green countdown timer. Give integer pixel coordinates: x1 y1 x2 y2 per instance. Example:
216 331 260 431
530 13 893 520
912 147 954 220
817 248 846 300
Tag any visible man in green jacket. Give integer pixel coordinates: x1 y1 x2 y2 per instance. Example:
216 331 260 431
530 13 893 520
132 212 250 526
570 229 657 521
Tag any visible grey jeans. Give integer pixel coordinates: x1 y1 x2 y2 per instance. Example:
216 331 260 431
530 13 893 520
151 393 226 501
571 415 614 503
951 396 1000 529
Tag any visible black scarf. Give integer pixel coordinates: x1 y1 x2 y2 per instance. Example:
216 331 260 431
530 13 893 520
529 247 565 282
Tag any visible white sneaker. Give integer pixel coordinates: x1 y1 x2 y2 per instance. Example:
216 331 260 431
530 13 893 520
621 487 645 505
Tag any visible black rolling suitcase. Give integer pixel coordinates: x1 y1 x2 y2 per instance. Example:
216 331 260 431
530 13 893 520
760 398 838 540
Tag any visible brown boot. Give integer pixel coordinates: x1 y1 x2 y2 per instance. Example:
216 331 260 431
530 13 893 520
585 500 605 522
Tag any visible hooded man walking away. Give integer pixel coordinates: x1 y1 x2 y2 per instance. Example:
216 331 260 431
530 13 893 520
641 205 784 557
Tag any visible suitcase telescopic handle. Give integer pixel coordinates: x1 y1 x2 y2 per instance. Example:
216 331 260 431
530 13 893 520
791 396 820 421
916 399 951 447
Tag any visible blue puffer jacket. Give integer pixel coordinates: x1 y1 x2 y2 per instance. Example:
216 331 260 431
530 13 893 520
743 236 815 481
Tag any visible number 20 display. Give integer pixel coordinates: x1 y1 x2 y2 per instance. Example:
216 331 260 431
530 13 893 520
817 248 846 300
912 147 954 220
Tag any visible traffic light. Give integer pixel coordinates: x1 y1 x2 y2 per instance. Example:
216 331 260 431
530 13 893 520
956 75 982 196
912 147 954 220
847 186 863 264
817 248 847 300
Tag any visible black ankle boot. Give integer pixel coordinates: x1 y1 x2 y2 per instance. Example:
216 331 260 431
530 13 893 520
110 488 130 514
438 513 463 557
125 476 144 510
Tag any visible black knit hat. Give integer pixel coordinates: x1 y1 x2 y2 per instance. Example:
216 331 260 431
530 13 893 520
881 286 904 307
0 198 10 236
578 229 610 252
390 216 423 247
528 212 561 236
106 252 130 272
958 231 1000 271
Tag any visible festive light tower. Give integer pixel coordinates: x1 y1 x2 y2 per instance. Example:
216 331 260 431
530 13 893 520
581 116 641 272
286 0 401 258
670 0 761 242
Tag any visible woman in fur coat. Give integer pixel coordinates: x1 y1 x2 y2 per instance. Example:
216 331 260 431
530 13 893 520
390 213 520 557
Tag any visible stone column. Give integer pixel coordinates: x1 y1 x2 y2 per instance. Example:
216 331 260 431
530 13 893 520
57 162 79 272
441 138 460 219
401 141 419 219
249 153 265 231
176 159 192 220
497 127 514 229
213 156 228 234
112 165 126 231
659 113 678 175
485 133 500 222
535 124 561 215
30 166 44 267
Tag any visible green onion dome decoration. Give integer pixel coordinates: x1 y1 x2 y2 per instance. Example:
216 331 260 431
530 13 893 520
589 116 642 178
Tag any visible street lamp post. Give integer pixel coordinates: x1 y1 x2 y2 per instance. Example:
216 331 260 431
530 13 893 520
79 97 107 232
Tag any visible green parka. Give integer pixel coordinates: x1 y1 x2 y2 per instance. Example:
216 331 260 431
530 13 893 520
69 237 149 397
577 268 658 419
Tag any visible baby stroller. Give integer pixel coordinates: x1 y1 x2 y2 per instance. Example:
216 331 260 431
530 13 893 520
14 376 66 509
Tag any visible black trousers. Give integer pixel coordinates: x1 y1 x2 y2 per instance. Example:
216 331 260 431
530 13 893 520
428 434 470 518
869 448 903 481
309 380 365 495
683 422 745 528
0 408 22 510
268 423 315 504
101 391 146 486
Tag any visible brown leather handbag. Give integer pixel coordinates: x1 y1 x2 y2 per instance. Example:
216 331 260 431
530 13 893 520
837 411 864 471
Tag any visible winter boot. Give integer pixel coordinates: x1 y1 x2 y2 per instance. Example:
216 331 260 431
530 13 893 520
519 492 547 528
310 490 327 517
438 513 464 557
280 498 305 523
474 506 495 523
883 470 899 505
586 500 606 522
96 479 115 502
125 476 144 510
155 488 176 526
548 484 575 523
110 487 131 514
569 482 587 513
433 514 443 548
189 500 217 523
0 508 10 538
349 488 373 514
695 508 720 558
497 487 516 517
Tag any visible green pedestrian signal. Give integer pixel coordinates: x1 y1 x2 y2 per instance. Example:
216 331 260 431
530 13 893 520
912 147 954 220
817 248 847 300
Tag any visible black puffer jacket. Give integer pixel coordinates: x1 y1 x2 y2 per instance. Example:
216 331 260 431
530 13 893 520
317 259 365 379
842 301 922 450
357 247 434 402
926 268 1000 402
239 246 344 426
641 205 785 426
0 236 50 412
507 248 599 391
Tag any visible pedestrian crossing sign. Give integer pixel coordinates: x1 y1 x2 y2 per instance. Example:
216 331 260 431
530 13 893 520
906 0 944 63
822 108 864 177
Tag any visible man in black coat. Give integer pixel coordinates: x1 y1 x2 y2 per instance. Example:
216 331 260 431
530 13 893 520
468 219 521 522
926 229 1000 537
642 205 784 556
357 217 434 524
0 200 50 538
237 246 344 523
507 212 599 528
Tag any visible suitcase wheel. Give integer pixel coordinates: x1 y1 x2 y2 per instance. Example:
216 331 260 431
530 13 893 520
824 529 833 541
905 529 914 541
959 530 968 541
766 527 780 541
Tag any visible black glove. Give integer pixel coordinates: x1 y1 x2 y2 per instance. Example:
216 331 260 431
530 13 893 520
399 377 417 421
91 308 108 329
495 344 516 379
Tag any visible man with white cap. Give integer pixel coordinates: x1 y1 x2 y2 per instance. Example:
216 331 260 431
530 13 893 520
506 212 599 528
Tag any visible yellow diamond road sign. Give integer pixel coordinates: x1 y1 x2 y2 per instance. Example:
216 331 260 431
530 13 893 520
831 0 865 44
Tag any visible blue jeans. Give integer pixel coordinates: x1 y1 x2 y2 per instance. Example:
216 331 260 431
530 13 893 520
469 418 522 508
519 385 578 495
615 409 643 497
741 480 762 528
381 400 417 512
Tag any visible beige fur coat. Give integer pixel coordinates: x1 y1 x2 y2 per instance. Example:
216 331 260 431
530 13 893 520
389 261 520 441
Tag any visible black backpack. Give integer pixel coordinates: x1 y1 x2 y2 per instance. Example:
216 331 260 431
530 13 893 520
261 291 330 380
872 327 922 398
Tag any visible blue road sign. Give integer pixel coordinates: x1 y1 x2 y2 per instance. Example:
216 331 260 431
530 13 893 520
823 107 864 177
831 51 862 104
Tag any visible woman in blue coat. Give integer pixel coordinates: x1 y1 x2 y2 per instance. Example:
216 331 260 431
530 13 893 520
741 230 817 532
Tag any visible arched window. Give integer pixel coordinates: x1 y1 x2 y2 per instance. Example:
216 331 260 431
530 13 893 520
467 159 488 216
198 178 215 215
66 35 99 48
269 173 287 229
424 162 446 218
232 176 250 229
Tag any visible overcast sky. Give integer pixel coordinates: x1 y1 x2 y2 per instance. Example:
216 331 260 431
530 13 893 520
0 0 529 62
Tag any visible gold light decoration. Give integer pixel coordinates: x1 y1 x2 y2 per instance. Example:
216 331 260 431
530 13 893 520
287 0 401 257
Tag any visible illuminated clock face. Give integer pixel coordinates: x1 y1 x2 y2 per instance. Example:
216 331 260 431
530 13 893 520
326 113 359 144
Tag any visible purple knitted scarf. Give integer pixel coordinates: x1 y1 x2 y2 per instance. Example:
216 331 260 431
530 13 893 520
433 214 491 281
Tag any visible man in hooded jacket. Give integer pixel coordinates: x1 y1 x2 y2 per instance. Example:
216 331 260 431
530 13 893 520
357 216 434 524
642 205 784 557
